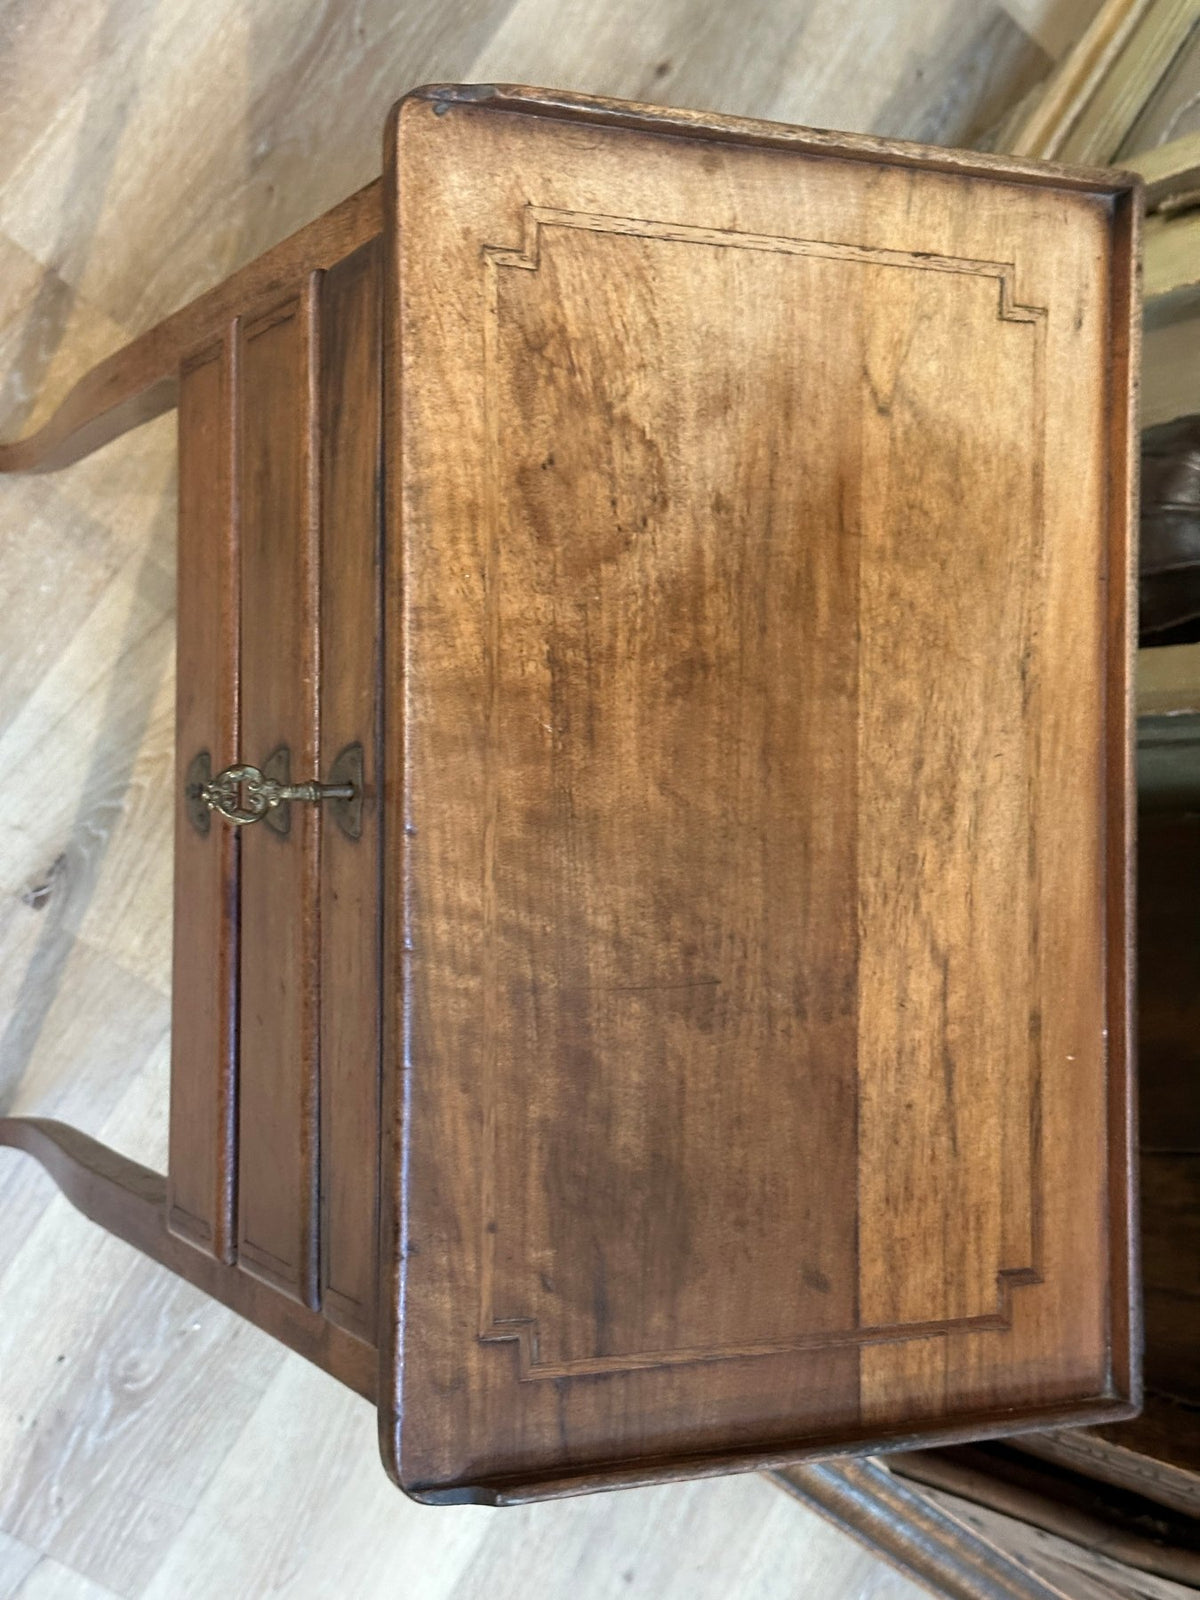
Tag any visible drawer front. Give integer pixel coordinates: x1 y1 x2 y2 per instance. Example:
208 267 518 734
170 243 382 1328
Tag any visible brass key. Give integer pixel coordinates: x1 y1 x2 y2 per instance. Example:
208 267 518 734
186 744 363 839
200 762 355 826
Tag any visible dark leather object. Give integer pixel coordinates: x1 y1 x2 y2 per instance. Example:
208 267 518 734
1141 415 1200 647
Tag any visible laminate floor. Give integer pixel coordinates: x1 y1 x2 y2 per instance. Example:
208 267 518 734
0 1 1099 1594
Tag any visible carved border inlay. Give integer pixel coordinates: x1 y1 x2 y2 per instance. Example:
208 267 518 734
478 205 1048 1380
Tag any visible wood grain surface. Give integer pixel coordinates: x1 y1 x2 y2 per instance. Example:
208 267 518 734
318 239 385 1341
234 285 323 1308
0 0 1112 1593
383 87 1138 1502
167 332 238 1262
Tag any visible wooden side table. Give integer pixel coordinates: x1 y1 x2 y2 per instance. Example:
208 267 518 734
0 84 1141 1510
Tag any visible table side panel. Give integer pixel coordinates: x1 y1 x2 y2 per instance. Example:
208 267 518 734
384 96 1136 1496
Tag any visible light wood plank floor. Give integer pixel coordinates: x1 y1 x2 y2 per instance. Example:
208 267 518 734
0 1 1098 1595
